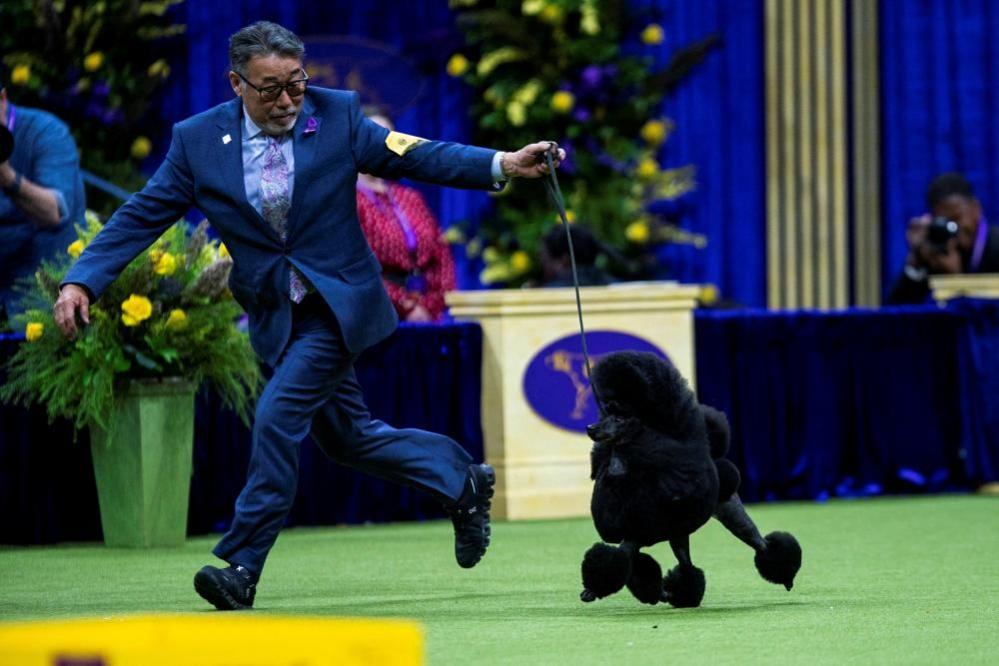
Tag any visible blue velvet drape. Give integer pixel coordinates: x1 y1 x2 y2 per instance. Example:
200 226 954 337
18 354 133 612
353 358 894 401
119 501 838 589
880 0 999 299
635 0 767 307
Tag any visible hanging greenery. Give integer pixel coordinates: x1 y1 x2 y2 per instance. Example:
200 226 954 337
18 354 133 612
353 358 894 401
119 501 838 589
446 0 716 285
0 0 186 213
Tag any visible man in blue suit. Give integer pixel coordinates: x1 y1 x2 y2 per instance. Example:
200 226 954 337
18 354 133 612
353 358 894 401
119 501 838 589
53 21 564 610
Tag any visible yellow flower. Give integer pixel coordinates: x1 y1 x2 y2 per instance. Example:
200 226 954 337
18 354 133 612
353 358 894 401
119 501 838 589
121 294 153 327
565 209 577 224
480 263 513 285
149 248 163 264
640 119 671 146
510 250 531 273
446 53 470 78
636 157 660 180
641 24 665 46
25 322 44 342
521 0 545 15
626 220 651 244
443 227 465 244
11 64 31 86
67 240 86 258
218 242 230 259
147 59 170 78
551 91 575 114
165 308 188 331
482 246 502 264
131 136 152 160
506 101 527 127
153 252 177 276
539 5 563 24
580 2 601 35
83 52 104 72
465 238 482 258
699 284 719 305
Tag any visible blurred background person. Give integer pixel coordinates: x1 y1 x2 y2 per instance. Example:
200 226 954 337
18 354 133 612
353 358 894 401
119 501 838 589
537 223 612 288
356 109 456 322
0 63 85 323
886 173 999 305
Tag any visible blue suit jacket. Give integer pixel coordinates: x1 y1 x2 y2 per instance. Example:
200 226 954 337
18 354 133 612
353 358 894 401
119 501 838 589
64 88 498 365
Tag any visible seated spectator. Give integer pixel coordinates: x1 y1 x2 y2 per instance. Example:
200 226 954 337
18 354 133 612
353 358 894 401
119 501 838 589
356 109 456 322
0 64 85 320
538 223 612 288
887 173 999 305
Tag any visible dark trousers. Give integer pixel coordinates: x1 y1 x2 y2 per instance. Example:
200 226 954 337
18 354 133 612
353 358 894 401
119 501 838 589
212 294 472 574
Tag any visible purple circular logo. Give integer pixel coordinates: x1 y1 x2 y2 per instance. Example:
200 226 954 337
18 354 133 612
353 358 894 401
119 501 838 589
522 330 670 433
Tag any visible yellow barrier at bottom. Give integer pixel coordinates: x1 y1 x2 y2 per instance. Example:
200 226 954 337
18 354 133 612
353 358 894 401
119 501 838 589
0 614 424 666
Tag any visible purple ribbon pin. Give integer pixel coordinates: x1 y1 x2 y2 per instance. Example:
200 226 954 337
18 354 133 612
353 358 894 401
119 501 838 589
304 116 319 135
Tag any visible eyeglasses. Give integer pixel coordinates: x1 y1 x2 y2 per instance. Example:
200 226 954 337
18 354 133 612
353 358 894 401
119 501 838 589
234 71 309 102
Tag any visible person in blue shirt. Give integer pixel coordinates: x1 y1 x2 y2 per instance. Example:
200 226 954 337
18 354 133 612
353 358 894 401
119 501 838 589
0 66 85 320
53 21 564 610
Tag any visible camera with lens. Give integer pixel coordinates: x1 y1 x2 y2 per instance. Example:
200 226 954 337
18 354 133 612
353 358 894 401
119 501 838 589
926 216 958 250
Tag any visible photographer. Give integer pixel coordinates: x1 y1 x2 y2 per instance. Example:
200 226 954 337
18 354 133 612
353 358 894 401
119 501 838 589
0 64 85 321
886 173 999 305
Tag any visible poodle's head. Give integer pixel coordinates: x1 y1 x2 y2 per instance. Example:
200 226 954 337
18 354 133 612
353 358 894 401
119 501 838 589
588 351 700 437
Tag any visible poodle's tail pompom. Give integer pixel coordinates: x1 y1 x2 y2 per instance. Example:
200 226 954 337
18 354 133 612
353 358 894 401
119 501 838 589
754 531 802 591
661 564 706 608
626 551 663 605
581 543 632 601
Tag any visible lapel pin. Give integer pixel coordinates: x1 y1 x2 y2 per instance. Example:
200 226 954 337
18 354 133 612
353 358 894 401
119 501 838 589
222 134 232 145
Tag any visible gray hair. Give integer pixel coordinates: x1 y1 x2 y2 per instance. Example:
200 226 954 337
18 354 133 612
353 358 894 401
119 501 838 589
228 21 305 75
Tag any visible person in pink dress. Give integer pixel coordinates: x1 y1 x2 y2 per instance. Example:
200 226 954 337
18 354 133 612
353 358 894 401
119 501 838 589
356 110 457 322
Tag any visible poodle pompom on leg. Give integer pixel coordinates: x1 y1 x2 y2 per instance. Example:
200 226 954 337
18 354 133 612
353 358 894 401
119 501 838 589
580 542 633 602
754 531 802 590
661 534 706 608
626 552 663 605
661 564 706 608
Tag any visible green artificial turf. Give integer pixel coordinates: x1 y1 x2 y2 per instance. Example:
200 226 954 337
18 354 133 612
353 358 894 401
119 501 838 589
1 495 997 664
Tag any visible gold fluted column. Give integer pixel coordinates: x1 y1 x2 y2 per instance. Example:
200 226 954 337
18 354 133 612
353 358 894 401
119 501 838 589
766 0 880 308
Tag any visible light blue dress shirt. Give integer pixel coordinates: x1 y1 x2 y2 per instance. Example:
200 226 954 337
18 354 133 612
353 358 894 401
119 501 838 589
241 108 295 215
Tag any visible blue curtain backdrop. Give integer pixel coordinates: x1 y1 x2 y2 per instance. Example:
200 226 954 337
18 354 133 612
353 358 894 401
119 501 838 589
880 0 999 298
154 0 767 303
636 0 767 307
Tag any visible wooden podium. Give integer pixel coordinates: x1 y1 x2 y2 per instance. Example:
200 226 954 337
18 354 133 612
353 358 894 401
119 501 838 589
446 283 700 520
930 273 999 302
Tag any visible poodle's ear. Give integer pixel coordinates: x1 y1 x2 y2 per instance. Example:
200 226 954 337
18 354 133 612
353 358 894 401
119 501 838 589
701 404 731 458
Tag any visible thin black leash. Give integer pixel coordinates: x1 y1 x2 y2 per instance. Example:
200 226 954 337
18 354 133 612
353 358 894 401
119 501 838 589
541 145 606 417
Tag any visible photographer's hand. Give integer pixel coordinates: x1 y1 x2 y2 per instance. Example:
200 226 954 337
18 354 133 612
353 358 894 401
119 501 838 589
53 284 91 339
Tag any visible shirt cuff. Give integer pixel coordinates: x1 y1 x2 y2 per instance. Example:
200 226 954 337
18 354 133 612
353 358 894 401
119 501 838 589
491 151 507 182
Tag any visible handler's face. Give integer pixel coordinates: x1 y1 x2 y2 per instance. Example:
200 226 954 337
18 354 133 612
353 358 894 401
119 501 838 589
230 54 306 136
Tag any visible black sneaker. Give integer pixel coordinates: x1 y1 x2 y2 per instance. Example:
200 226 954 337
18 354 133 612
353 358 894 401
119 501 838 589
448 463 495 568
194 564 257 610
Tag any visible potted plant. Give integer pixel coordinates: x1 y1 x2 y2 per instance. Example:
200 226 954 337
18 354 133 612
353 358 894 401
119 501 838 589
1 213 260 547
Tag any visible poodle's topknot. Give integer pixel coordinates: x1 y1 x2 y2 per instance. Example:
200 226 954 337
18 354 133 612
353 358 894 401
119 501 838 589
591 351 701 437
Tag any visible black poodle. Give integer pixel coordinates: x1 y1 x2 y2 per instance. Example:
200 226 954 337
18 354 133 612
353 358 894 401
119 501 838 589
580 351 802 607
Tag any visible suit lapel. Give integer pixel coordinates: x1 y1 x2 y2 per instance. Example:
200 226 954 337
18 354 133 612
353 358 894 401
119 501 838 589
214 99 280 241
287 96 319 234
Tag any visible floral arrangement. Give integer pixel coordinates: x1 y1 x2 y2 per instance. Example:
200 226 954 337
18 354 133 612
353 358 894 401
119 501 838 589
445 0 715 285
0 0 186 213
0 214 261 432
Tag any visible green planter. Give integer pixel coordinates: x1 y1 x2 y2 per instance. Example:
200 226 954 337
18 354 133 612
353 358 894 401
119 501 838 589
89 378 196 548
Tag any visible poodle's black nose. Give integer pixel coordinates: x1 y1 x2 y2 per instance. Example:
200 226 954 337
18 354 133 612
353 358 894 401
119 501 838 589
586 423 599 439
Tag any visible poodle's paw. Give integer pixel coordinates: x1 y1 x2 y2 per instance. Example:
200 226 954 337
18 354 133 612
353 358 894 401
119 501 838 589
662 564 706 608
580 588 597 603
754 531 802 591
581 542 631 600
626 552 663 605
